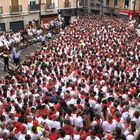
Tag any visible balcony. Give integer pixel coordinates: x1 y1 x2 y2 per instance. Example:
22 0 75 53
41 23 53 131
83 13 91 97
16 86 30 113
9 5 22 15
79 1 83 7
28 4 40 11
46 3 55 9
103 7 118 15
0 7 3 15
64 2 71 8
90 2 101 10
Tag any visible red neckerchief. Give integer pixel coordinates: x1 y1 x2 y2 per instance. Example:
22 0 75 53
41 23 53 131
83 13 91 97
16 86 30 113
107 102 111 107
14 129 19 134
66 114 70 120
115 117 121 122
96 119 101 124
108 119 113 124
125 122 130 128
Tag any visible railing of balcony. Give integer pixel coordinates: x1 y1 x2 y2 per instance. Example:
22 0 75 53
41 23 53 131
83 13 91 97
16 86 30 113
103 6 118 15
28 4 40 11
79 0 83 7
64 2 71 8
46 3 55 9
9 5 22 14
0 6 3 14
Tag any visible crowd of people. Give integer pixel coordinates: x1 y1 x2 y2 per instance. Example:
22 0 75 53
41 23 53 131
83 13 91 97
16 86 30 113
41 18 64 33
0 14 140 140
0 27 41 52
0 17 64 53
0 17 65 72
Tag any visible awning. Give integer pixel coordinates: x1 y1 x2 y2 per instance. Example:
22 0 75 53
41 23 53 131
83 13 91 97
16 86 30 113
118 9 140 17
119 9 140 14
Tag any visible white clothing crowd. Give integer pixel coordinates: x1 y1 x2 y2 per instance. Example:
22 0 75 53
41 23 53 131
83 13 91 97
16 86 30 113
0 31 22 50
0 14 139 140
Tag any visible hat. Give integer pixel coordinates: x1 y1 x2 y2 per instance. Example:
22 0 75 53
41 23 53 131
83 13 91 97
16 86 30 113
33 120 39 126
51 114 58 121
15 122 22 129
19 125 26 133
106 135 112 140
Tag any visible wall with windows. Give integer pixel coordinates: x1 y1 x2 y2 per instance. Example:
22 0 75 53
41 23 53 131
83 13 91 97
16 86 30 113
0 0 77 31
104 0 140 10
0 0 39 31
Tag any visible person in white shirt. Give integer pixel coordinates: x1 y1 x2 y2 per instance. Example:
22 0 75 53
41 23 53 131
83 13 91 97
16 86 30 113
73 111 83 128
102 113 116 135
40 33 46 46
18 125 27 140
14 50 21 66
11 46 16 63
132 111 140 128
47 31 52 40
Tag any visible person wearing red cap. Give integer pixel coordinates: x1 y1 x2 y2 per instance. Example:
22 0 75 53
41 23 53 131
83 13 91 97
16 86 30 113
106 135 113 140
14 122 22 139
33 120 38 127
18 125 27 140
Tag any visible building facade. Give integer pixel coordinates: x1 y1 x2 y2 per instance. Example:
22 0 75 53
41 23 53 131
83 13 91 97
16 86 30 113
40 0 77 22
84 0 140 18
39 0 77 23
0 0 77 31
0 0 40 31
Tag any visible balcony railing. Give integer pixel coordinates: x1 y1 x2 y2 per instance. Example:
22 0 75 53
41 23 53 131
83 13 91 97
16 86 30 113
0 7 3 15
90 2 101 10
79 2 83 7
9 5 22 14
46 3 55 9
103 7 118 15
64 2 71 8
28 4 40 11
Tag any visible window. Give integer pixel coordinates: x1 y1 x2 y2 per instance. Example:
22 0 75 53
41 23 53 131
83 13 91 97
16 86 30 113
107 0 110 6
11 0 19 12
124 0 129 8
46 0 52 5
90 0 94 3
114 0 118 7
29 0 36 5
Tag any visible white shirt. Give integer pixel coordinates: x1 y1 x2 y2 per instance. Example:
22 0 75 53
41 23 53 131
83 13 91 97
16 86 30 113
18 133 26 140
126 134 134 140
102 120 116 133
73 134 80 140
73 116 83 128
